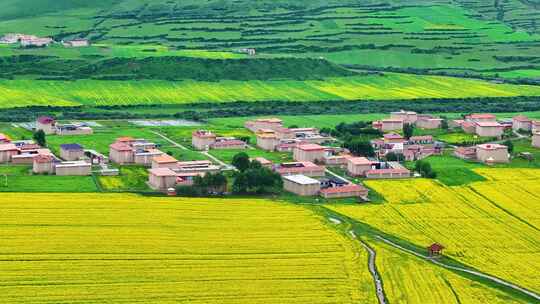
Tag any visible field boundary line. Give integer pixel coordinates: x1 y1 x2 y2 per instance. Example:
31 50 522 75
377 236 540 301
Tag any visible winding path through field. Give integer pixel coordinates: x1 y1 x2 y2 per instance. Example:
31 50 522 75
349 231 387 304
377 236 540 302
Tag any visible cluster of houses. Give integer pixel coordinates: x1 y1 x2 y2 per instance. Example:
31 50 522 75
0 135 93 176
373 110 443 131
0 33 89 48
371 133 442 161
246 118 334 152
192 130 247 150
36 116 93 136
450 113 505 138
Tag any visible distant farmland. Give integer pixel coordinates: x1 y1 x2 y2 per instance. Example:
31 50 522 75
1 73 540 108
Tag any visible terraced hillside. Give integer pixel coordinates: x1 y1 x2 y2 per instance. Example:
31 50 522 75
0 0 539 79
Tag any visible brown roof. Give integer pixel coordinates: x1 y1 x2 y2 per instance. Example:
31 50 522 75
366 168 410 175
348 157 374 165
467 113 496 119
320 184 368 194
428 243 444 251
476 122 503 128
37 116 55 124
513 115 530 122
153 154 178 164
149 168 177 177
0 143 18 152
116 137 135 142
33 154 53 163
109 142 132 151
295 144 325 151
192 130 216 138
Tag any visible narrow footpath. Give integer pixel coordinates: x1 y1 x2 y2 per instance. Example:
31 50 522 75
377 236 540 302
349 231 387 304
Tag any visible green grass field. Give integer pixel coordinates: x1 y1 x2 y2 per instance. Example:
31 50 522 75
1 73 540 108
0 165 98 192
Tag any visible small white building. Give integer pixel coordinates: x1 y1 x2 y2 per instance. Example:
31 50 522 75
282 174 321 196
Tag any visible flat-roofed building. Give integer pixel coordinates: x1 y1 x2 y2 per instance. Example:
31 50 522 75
475 122 504 138
256 129 280 151
192 130 217 150
36 116 56 135
324 155 351 167
275 161 325 177
0 143 18 162
408 135 434 145
32 154 54 174
391 110 417 124
465 113 496 123
176 160 221 175
293 144 325 163
533 133 540 148
148 168 177 191
55 161 92 176
134 149 163 166
109 137 161 165
55 124 93 136
416 115 443 129
211 138 247 150
63 39 89 47
513 115 532 131
282 174 321 196
347 157 376 177
60 144 84 161
366 168 410 179
152 154 178 169
476 144 509 164
245 118 284 132
373 119 404 132
383 133 405 144
320 184 369 199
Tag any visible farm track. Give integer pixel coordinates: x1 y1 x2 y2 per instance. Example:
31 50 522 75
376 236 540 302
348 231 387 304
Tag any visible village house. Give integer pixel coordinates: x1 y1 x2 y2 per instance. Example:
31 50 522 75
60 144 84 161
63 38 90 47
20 36 53 47
0 133 10 144
475 122 504 138
320 184 369 199
532 121 540 133
152 154 179 169
245 118 284 132
476 144 509 164
11 144 54 165
390 110 418 124
512 115 532 132
347 157 376 177
147 159 221 191
176 160 221 175
282 174 321 196
293 144 326 163
109 137 163 166
275 161 325 177
55 123 93 136
0 144 19 163
256 129 280 151
372 119 404 132
533 133 540 148
366 168 411 179
449 119 464 128
454 146 477 161
416 115 443 129
148 168 178 191
323 154 351 167
36 116 57 135
403 145 440 161
192 130 217 150
461 121 476 134
55 161 92 176
383 133 405 144
465 113 497 123
211 137 247 150
408 135 434 145
32 154 54 174
251 157 272 168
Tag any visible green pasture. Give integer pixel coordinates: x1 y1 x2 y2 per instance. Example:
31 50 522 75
0 165 98 192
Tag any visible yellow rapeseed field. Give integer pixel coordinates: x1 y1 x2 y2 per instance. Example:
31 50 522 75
368 240 529 303
328 171 540 294
0 193 376 304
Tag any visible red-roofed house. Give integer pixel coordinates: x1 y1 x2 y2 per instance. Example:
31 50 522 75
275 162 325 177
373 119 404 132
428 243 444 256
0 133 10 144
383 133 405 144
465 113 496 123
36 116 56 135
513 115 532 131
476 144 509 164
109 142 134 164
192 130 217 150
347 157 376 177
32 154 54 174
320 184 369 199
454 146 477 160
475 122 504 138
365 168 410 179
416 115 443 129
461 121 476 134
293 144 325 163
152 154 178 169
148 168 178 190
0 143 19 162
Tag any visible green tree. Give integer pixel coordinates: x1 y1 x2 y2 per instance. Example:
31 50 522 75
441 119 449 130
33 130 46 147
232 152 250 172
503 140 514 153
415 160 437 178
403 123 414 139
343 138 375 157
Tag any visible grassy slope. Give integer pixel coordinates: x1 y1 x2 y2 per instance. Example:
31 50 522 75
1 73 540 108
0 193 377 303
